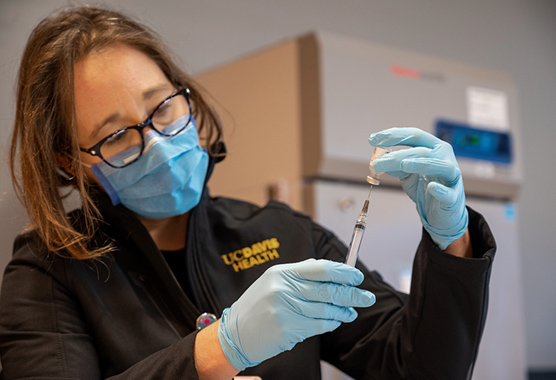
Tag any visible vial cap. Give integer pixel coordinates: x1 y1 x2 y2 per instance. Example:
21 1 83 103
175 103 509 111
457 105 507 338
367 176 380 185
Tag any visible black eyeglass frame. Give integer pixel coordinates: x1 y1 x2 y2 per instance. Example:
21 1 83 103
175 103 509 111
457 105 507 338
79 87 192 169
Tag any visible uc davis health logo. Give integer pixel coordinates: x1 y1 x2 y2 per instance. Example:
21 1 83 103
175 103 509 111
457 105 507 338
221 238 280 272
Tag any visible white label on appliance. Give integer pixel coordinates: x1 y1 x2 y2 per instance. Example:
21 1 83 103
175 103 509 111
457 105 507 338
467 86 509 130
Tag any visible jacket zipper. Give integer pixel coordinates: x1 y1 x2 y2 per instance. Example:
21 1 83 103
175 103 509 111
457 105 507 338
188 208 221 315
131 271 183 338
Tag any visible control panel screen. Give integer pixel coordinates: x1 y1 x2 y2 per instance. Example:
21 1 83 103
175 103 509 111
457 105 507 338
435 120 512 163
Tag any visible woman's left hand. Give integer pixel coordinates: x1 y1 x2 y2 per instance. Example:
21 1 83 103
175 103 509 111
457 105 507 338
369 127 468 251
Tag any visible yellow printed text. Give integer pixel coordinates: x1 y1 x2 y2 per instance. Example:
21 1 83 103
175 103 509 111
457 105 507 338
221 238 280 272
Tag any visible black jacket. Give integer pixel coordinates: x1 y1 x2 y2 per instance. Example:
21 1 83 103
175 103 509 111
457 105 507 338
0 165 495 380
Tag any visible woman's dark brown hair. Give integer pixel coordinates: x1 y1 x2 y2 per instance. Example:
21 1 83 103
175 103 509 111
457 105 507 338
10 6 223 260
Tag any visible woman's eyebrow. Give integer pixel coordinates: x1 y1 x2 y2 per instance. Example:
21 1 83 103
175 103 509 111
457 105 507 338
90 112 120 139
142 83 173 100
89 84 173 139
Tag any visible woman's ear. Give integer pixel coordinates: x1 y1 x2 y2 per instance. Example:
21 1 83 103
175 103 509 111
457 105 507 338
56 154 75 180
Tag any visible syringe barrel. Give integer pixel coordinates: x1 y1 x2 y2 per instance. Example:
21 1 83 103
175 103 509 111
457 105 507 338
356 208 367 224
345 224 365 267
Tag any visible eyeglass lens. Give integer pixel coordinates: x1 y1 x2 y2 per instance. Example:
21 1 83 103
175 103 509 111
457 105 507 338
100 93 191 167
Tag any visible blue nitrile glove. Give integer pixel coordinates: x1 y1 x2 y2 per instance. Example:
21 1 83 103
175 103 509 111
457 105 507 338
217 258 376 370
369 127 468 250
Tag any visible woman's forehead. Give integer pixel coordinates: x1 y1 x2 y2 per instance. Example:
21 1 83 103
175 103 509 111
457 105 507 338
73 44 168 95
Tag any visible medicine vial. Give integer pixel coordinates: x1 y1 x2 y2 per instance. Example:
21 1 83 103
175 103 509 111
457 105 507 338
367 147 392 185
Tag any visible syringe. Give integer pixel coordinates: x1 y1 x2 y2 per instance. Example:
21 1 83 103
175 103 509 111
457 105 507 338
344 146 391 267
345 186 372 267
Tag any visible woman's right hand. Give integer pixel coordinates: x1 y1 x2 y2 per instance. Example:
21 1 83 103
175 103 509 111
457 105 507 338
217 258 376 370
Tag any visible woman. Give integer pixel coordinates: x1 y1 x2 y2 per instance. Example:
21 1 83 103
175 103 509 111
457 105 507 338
0 6 495 380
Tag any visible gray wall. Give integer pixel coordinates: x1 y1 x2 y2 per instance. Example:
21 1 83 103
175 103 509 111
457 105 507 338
1 0 555 371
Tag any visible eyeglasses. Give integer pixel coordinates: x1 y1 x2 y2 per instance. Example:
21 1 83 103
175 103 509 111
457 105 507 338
80 87 192 169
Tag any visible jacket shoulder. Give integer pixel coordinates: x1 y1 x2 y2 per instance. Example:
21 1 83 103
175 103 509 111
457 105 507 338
206 196 343 258
11 229 50 263
10 206 89 262
209 196 312 222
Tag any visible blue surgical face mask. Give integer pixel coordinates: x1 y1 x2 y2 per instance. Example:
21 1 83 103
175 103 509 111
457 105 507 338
90 116 209 219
